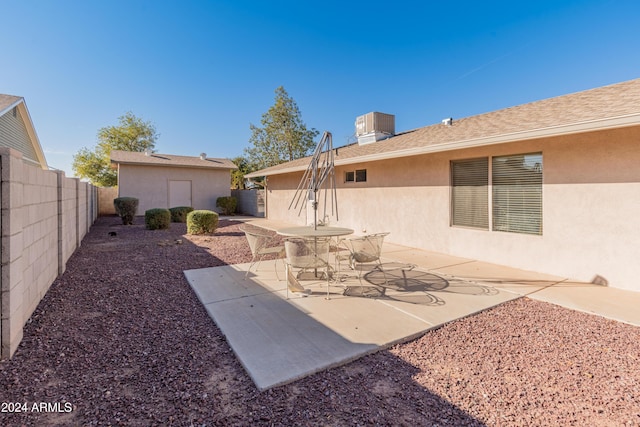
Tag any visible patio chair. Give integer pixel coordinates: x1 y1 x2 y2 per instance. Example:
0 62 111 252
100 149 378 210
343 232 390 293
284 237 332 299
240 225 285 280
330 236 351 281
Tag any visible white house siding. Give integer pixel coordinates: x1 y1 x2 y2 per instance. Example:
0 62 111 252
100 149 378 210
264 126 640 292
117 164 231 213
0 108 39 165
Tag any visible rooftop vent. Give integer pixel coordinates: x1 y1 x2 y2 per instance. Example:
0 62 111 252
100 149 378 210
442 117 453 126
355 112 395 145
144 149 151 156
199 153 207 160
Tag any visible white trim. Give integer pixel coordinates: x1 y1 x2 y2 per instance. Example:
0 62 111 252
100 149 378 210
16 102 48 169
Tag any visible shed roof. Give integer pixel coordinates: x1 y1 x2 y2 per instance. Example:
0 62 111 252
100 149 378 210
110 150 237 170
246 78 640 178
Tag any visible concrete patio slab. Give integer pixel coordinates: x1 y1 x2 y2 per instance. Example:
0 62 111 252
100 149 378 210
528 283 640 326
185 260 519 391
381 244 475 270
186 223 640 391
429 259 566 295
379 245 567 295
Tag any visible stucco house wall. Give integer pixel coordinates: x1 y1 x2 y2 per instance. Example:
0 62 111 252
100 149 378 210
264 126 640 292
117 164 232 213
110 150 237 215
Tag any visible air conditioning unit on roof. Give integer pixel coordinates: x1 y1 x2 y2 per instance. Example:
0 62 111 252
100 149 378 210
355 112 395 145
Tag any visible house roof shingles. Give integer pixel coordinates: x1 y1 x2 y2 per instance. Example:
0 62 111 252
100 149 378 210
110 150 237 170
246 78 640 178
0 94 22 115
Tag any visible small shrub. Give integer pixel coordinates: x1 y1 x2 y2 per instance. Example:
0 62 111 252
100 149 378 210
169 206 194 223
113 197 138 225
145 208 171 230
187 210 219 235
216 196 237 215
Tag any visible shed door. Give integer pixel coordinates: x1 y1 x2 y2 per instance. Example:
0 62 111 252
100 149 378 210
169 180 192 208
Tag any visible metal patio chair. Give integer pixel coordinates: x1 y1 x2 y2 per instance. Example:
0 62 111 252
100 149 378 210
284 237 332 299
343 232 391 294
240 225 285 280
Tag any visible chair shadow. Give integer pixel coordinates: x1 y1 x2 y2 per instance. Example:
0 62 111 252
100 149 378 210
343 267 499 306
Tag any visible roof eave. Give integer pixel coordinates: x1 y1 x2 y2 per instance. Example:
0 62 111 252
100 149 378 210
246 113 640 178
110 159 237 170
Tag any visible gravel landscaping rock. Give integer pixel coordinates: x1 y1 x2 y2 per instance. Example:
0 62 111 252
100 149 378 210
1 215 638 426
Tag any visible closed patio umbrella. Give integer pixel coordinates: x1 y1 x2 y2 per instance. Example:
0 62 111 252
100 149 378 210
289 131 338 230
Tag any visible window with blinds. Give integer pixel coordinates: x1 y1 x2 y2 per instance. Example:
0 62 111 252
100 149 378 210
451 158 489 229
492 153 543 235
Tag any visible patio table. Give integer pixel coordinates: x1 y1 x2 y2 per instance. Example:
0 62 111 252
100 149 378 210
277 226 354 298
276 226 354 238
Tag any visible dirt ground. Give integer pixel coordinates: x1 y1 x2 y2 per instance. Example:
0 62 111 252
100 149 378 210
0 216 638 426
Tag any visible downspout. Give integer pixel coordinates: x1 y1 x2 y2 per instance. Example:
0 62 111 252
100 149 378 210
264 176 268 219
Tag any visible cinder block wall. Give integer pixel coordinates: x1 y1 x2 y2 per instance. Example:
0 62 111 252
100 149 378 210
231 189 265 217
0 148 98 358
60 175 78 269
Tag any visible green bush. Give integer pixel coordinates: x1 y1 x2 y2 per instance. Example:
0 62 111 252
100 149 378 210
145 208 171 230
216 196 237 215
187 210 219 235
169 206 194 223
113 197 139 225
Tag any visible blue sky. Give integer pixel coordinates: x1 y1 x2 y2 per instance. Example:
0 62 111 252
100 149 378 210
1 0 639 176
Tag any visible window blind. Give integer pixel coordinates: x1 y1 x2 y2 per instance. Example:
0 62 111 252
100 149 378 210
451 158 489 229
492 153 543 235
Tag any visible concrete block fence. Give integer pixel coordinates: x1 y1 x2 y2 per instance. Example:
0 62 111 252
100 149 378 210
0 148 98 359
231 189 265 217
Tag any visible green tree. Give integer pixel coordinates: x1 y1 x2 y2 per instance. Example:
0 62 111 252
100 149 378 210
72 112 158 186
230 155 251 189
244 86 318 171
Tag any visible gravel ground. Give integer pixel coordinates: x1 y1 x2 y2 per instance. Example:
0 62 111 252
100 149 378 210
1 215 639 426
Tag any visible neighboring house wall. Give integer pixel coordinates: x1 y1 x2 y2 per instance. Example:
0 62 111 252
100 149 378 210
0 148 98 359
265 126 640 292
117 164 231 213
231 189 265 217
0 107 40 166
